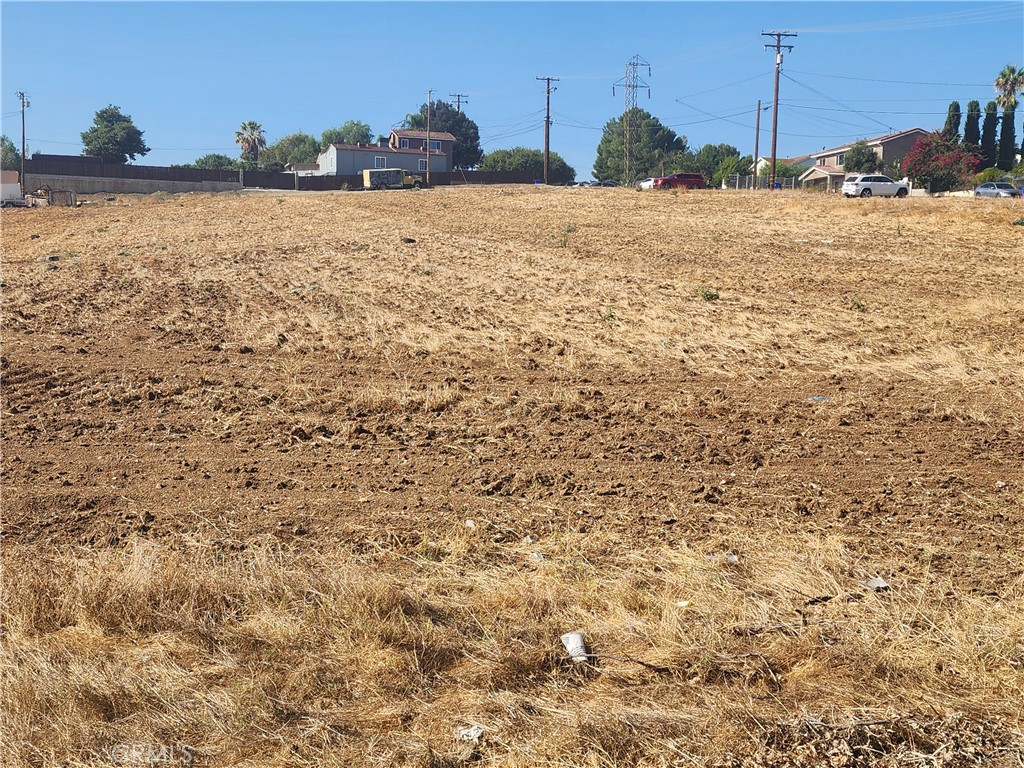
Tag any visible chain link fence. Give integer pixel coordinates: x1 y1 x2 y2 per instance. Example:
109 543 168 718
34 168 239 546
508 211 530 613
725 174 799 190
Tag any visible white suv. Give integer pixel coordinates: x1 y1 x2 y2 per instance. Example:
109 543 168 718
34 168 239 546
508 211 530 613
842 174 909 198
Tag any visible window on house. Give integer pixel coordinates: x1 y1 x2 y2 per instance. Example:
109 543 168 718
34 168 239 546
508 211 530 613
418 159 428 171
429 140 441 151
400 139 409 149
837 154 845 166
375 156 387 168
818 158 825 166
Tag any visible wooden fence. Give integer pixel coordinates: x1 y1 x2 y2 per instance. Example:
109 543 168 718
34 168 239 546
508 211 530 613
24 157 542 191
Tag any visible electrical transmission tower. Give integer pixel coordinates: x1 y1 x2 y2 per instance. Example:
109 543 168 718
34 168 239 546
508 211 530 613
612 55 650 184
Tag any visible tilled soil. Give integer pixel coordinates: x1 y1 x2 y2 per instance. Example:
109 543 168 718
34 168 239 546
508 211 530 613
2 187 1022 765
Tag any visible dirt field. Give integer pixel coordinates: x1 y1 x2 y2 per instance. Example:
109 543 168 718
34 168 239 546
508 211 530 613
2 186 1023 767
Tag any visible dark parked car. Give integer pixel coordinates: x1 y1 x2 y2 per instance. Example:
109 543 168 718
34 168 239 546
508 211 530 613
973 181 1021 198
653 173 707 190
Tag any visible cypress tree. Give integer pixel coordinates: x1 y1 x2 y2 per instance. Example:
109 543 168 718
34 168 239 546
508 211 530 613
962 100 981 149
997 106 1017 171
980 101 998 169
942 101 961 141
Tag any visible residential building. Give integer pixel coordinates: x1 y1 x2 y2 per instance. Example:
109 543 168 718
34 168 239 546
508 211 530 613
316 142 446 176
798 128 928 191
753 154 813 177
389 129 457 172
286 162 320 177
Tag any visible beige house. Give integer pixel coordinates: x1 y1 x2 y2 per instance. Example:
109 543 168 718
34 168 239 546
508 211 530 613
798 128 928 191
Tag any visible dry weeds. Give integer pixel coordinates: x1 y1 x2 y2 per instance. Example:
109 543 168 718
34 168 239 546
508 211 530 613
2 187 1023 766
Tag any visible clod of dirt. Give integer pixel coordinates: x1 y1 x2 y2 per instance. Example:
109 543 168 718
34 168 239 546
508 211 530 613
238 346 254 354
401 237 416 244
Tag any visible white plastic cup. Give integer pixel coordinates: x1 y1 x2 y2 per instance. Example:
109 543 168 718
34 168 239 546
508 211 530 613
560 631 589 663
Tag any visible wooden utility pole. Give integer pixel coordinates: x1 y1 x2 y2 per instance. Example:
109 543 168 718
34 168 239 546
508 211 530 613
425 88 432 187
762 31 796 191
15 91 29 195
536 76 558 184
449 93 469 111
753 99 761 189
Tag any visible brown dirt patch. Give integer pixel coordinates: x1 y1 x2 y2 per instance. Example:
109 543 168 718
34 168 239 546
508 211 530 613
3 187 1023 766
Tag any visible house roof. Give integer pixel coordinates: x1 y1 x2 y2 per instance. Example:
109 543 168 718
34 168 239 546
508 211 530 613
391 129 458 142
810 127 927 159
328 143 444 156
799 165 846 181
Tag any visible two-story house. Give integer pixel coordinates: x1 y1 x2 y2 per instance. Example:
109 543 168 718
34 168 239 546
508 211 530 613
798 128 928 191
388 130 457 172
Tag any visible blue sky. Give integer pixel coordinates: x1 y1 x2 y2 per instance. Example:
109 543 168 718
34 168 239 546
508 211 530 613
2 1 1021 179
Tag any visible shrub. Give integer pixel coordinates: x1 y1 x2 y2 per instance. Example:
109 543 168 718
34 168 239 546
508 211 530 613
974 167 1005 184
903 131 980 193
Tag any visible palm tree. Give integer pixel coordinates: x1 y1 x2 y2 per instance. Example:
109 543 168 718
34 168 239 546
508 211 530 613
994 64 1023 110
234 121 266 165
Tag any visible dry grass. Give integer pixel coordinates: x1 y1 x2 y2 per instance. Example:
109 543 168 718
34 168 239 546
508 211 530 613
3 530 1023 767
2 187 1024 766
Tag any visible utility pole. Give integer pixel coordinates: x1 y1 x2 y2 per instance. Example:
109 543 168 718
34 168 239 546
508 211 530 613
762 30 795 191
15 91 29 195
536 76 559 184
449 93 469 112
613 55 650 185
753 99 761 189
425 88 432 187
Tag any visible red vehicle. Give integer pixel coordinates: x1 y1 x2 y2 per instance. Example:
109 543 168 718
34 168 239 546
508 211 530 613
653 173 707 190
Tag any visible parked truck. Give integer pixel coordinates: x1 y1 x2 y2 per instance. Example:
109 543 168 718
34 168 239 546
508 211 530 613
362 168 423 190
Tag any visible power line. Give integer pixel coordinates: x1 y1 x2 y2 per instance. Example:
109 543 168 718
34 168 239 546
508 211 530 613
781 72 892 133
783 103 952 117
785 69 990 88
449 93 469 111
791 5 1017 34
675 72 769 100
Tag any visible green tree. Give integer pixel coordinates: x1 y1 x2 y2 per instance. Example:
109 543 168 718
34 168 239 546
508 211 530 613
1 134 21 171
980 101 999 169
321 120 372 149
405 101 483 168
192 153 240 170
942 101 962 141
711 154 753 188
80 105 150 164
260 132 319 169
997 106 1017 171
478 147 575 184
903 131 979 192
593 109 687 184
842 139 884 173
680 143 745 185
962 100 981 149
234 121 266 166
757 161 806 179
